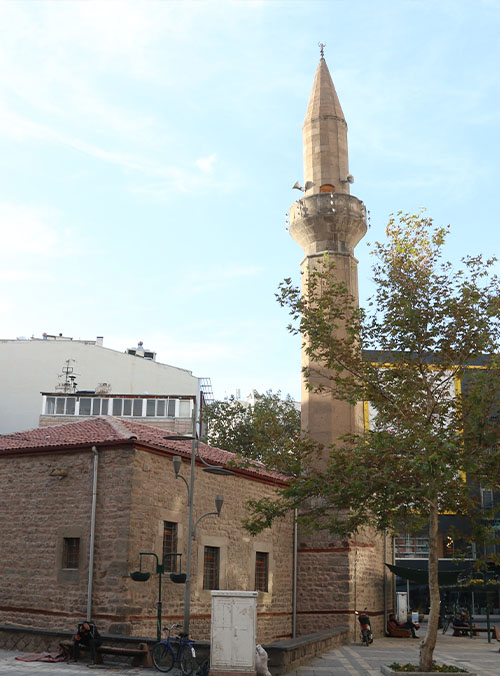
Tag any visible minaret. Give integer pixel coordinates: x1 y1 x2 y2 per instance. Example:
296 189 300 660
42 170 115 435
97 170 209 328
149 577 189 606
289 50 388 638
290 50 366 455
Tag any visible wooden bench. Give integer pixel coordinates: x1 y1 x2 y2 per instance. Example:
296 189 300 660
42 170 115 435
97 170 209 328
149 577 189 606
452 626 470 636
59 640 152 667
471 624 500 641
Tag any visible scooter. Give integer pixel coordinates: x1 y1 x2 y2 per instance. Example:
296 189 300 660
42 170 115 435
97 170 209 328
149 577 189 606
355 609 373 646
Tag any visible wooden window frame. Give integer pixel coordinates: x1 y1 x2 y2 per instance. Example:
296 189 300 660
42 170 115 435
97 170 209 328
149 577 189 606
62 537 80 569
162 521 178 572
255 551 269 592
203 546 220 590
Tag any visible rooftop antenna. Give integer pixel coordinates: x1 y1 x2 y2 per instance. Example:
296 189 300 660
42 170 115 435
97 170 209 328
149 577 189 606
55 359 79 393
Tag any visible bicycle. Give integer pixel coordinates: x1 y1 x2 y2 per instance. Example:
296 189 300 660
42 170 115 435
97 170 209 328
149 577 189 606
441 612 454 634
152 623 196 674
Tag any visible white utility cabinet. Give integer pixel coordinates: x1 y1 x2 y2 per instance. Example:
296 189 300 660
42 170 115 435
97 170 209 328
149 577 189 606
397 591 408 624
210 590 258 675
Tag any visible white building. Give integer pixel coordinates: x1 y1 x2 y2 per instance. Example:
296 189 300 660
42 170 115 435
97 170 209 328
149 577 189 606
0 334 206 434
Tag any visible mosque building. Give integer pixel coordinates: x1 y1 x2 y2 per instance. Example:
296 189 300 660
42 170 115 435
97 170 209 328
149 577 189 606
0 53 390 653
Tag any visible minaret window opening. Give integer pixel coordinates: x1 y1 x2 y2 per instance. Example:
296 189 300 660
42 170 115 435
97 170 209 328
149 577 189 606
320 184 335 193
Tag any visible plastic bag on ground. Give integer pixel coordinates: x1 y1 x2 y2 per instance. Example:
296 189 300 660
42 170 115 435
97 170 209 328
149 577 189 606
255 644 271 676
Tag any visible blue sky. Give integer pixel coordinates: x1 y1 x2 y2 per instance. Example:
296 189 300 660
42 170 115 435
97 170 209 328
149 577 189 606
1 0 499 401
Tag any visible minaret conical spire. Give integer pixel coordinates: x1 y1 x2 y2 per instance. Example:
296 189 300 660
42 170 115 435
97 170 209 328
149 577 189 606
302 56 350 196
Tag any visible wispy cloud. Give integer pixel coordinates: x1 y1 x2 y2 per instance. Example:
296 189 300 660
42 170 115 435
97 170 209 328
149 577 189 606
0 203 85 284
0 203 63 255
195 153 217 174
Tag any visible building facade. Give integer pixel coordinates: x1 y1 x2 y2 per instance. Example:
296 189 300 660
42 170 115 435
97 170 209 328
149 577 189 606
0 334 202 434
0 417 294 643
39 391 196 434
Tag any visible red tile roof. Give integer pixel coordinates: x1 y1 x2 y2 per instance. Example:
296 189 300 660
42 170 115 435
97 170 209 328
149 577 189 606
0 416 287 485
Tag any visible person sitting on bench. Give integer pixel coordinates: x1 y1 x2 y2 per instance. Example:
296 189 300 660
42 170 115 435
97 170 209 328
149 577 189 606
453 609 469 629
72 622 102 663
388 613 419 638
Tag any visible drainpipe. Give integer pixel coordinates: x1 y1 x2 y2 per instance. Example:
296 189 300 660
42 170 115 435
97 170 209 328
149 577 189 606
87 446 99 621
292 509 298 638
353 537 357 638
392 534 396 615
384 531 387 634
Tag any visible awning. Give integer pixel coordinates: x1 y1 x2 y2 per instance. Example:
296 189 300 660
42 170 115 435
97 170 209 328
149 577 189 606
386 563 462 586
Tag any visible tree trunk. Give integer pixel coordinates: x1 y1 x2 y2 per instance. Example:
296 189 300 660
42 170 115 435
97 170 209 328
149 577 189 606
420 503 440 671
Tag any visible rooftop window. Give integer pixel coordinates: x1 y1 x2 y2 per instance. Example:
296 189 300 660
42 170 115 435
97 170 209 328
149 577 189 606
43 395 193 419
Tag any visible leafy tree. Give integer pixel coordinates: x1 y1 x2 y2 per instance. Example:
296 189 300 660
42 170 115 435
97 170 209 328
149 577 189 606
244 212 500 671
201 390 304 475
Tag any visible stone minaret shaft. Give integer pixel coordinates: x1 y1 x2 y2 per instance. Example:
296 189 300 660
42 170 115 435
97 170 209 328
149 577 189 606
290 56 366 455
289 57 388 639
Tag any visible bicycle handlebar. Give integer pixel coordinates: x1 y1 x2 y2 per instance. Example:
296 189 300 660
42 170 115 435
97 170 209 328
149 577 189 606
161 623 184 632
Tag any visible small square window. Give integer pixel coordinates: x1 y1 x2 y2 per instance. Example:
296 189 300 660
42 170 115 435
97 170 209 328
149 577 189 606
203 546 219 590
255 552 269 592
62 537 80 569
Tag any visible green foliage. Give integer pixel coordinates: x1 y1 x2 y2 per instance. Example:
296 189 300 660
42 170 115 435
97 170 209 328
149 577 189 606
244 211 500 672
201 390 308 475
246 212 500 539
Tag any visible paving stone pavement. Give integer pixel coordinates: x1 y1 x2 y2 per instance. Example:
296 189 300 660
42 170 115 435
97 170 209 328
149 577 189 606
0 629 499 676
285 631 500 676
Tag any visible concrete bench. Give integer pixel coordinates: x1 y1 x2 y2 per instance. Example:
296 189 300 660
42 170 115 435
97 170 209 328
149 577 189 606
95 643 152 667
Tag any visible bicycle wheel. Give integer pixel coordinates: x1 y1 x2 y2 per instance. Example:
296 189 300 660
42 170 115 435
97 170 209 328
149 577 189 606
442 617 450 635
152 643 175 672
180 644 195 676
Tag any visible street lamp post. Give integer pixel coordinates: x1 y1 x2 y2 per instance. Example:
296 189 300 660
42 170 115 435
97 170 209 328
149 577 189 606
130 551 164 642
166 401 232 636
130 550 184 642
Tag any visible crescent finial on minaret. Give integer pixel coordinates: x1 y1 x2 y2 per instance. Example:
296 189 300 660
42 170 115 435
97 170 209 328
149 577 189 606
318 42 326 59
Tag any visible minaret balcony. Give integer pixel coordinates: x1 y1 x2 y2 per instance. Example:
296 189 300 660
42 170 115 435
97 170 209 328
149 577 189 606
289 192 366 257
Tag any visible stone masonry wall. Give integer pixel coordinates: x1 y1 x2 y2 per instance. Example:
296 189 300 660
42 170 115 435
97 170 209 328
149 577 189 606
348 528 393 638
126 448 294 643
296 527 392 640
0 445 294 644
296 528 350 636
0 446 134 633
